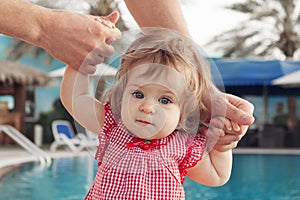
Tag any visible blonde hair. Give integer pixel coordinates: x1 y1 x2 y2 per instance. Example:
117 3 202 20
103 28 212 131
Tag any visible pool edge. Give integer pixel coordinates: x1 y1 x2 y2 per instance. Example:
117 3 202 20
234 148 300 155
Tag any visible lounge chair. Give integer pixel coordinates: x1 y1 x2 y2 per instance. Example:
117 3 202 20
50 120 98 152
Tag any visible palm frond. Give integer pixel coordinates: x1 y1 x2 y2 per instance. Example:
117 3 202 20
296 14 300 24
237 41 263 57
222 43 243 58
256 43 275 56
6 40 33 60
225 0 260 13
249 9 278 20
207 0 300 59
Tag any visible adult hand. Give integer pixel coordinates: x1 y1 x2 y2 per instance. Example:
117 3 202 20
201 86 255 152
37 10 121 74
205 116 249 152
220 94 254 151
202 85 255 126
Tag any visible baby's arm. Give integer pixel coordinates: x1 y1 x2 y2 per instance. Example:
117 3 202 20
60 65 105 133
187 118 243 186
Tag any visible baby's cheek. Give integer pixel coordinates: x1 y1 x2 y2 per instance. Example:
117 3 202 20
167 109 181 130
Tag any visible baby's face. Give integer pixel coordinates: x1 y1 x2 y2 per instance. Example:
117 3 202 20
120 65 187 139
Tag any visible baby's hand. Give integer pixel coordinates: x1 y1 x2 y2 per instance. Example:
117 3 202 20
207 117 244 152
223 117 241 133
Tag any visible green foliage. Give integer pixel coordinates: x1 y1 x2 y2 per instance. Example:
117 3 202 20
37 98 74 144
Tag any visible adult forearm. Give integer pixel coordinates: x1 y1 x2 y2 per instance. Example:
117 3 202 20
0 0 48 45
124 0 190 36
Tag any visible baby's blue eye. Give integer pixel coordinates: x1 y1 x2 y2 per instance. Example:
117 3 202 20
159 97 171 104
133 91 144 99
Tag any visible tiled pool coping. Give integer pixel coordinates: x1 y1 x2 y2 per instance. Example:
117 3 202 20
1 147 299 170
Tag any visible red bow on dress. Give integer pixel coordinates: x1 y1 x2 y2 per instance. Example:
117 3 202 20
126 137 166 150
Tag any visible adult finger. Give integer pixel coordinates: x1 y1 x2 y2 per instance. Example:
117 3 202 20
79 64 97 74
79 54 105 74
213 133 241 152
217 133 241 145
225 94 255 125
106 11 120 24
78 45 114 74
209 116 235 131
96 11 122 40
214 142 238 152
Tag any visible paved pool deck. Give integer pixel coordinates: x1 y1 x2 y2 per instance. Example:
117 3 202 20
0 146 94 177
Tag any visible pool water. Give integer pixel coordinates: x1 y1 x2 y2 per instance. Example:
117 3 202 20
0 154 299 200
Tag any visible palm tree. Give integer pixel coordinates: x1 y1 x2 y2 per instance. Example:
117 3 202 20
207 0 300 60
207 0 300 130
6 0 128 65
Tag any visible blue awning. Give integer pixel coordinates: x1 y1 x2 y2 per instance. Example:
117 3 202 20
211 59 300 86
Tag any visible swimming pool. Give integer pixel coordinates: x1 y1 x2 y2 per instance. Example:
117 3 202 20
0 154 299 200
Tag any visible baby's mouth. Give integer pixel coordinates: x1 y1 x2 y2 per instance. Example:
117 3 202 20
136 119 152 126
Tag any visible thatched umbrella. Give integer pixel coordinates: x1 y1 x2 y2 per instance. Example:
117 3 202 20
0 61 51 86
0 61 51 144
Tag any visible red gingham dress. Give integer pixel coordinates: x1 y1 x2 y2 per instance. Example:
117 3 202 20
85 103 206 200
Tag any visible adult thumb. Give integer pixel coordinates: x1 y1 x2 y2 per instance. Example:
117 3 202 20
106 11 119 24
226 102 255 126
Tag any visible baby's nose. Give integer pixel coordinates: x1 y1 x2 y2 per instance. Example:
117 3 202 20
139 100 156 114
